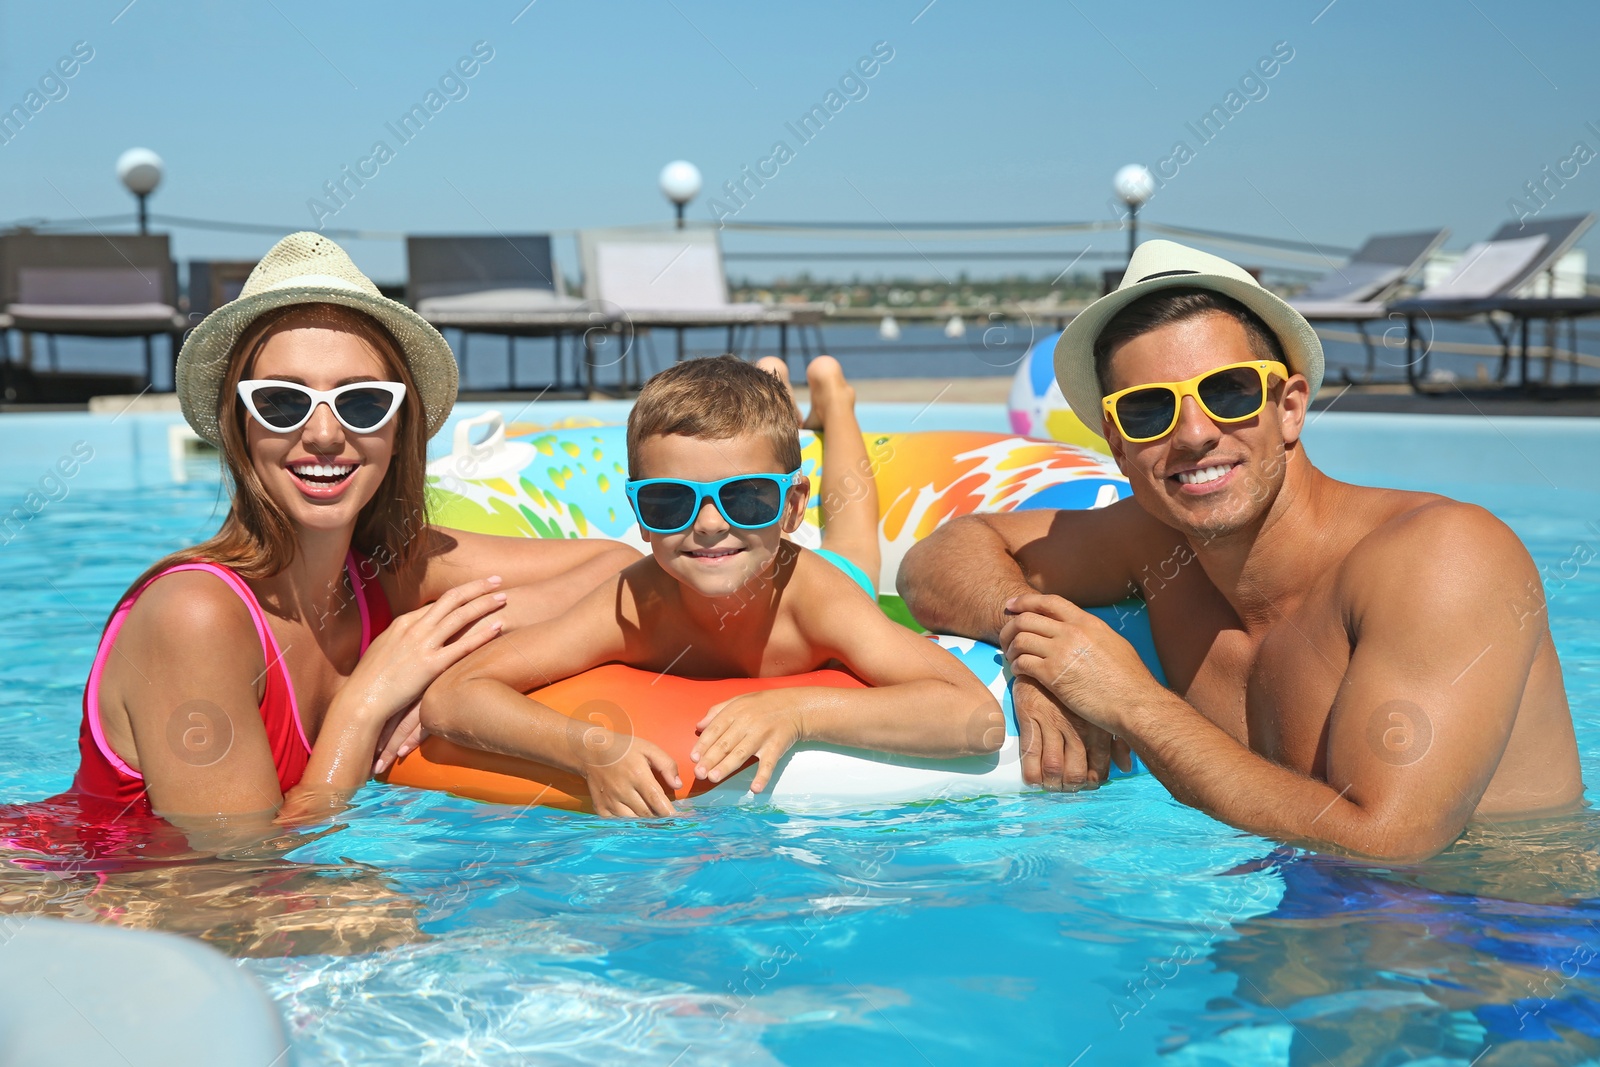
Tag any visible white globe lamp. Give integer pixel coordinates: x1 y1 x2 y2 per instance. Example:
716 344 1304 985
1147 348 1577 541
117 148 164 233
1112 164 1154 265
658 161 702 229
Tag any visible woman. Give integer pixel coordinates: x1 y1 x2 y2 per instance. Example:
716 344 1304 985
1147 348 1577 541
74 232 636 828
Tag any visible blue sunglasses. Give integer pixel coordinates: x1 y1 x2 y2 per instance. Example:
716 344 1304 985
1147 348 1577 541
625 469 803 535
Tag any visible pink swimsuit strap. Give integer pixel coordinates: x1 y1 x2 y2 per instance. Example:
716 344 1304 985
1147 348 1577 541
84 553 376 781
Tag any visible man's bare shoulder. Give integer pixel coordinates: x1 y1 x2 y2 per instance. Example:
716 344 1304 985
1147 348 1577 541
1337 488 1538 622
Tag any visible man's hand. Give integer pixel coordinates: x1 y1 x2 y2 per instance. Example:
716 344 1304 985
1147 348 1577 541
1011 674 1114 790
693 691 805 794
1000 592 1160 734
582 732 681 818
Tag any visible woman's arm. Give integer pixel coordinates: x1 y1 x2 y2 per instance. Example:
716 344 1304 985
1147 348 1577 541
397 527 640 628
115 574 300 820
366 531 637 771
116 572 506 826
281 577 509 820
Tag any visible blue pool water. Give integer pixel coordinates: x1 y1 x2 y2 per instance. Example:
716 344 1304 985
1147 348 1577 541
2 404 1599 1065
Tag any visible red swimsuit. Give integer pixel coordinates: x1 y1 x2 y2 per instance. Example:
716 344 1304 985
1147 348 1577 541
73 552 394 812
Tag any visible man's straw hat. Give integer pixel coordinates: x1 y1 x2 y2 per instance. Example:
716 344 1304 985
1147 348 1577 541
176 232 458 446
1054 240 1324 438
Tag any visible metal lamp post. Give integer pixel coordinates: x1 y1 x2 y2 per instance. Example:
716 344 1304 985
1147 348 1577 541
114 148 165 388
658 160 702 229
117 148 164 234
1112 164 1155 266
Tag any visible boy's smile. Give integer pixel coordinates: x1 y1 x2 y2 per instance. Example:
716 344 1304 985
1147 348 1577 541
683 545 744 564
632 432 808 601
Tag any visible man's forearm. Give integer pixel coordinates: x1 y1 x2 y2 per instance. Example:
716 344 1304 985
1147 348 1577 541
898 519 1036 641
1120 691 1443 861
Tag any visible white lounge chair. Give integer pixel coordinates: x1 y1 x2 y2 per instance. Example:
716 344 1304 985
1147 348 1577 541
1291 229 1448 318
1289 229 1448 380
1389 214 1595 386
575 224 825 388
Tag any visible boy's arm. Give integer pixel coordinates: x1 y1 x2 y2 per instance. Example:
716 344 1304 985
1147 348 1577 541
420 573 628 769
420 570 684 817
693 559 1004 790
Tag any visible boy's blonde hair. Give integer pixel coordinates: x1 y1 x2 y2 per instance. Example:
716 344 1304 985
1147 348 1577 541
627 355 802 477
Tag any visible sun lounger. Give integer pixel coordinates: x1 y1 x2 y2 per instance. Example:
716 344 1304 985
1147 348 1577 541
574 224 826 387
0 232 186 388
186 259 258 321
1289 229 1449 380
407 234 589 321
1292 229 1450 315
1388 214 1596 386
407 234 597 392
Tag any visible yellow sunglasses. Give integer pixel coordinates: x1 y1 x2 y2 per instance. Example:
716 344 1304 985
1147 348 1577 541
1101 360 1289 443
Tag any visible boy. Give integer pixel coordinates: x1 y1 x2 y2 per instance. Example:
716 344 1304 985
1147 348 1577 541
421 355 1002 817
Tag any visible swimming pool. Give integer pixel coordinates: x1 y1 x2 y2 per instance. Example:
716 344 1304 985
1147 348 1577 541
2 404 1598 1065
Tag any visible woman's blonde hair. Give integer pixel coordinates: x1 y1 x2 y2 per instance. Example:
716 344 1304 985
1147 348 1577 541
117 303 430 608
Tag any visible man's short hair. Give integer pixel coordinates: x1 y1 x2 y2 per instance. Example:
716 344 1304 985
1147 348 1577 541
1093 287 1286 395
627 354 801 477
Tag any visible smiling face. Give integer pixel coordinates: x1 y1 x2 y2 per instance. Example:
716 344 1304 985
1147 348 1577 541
632 432 808 601
1103 312 1309 542
241 309 401 538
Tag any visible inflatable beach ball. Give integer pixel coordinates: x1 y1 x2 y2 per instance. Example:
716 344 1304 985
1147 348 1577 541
1006 330 1108 454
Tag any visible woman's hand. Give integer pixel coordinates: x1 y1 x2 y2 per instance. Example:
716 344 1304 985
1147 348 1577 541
371 700 425 775
692 692 805 794
581 731 681 818
347 576 507 730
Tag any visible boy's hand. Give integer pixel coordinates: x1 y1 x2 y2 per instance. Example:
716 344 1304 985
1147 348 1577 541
582 732 681 818
694 692 805 794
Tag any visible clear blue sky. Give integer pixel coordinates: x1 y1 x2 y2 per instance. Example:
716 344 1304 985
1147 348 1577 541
2 0 1598 282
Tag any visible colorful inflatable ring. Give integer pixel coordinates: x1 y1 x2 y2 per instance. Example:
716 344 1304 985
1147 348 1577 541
383 627 1156 812
384 665 866 810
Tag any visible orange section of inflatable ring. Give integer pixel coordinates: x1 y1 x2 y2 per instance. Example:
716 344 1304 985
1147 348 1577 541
383 664 866 811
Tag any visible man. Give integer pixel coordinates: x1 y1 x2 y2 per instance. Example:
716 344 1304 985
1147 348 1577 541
899 241 1580 861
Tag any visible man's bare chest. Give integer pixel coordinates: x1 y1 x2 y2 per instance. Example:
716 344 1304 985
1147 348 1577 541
1144 577 1351 773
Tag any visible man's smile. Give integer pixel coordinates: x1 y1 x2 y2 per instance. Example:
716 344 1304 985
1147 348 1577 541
1167 458 1242 493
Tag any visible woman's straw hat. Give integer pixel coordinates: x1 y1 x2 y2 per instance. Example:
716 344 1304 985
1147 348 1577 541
1054 239 1324 438
176 232 458 446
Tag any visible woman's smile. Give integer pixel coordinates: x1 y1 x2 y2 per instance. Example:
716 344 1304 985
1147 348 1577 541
286 456 364 499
